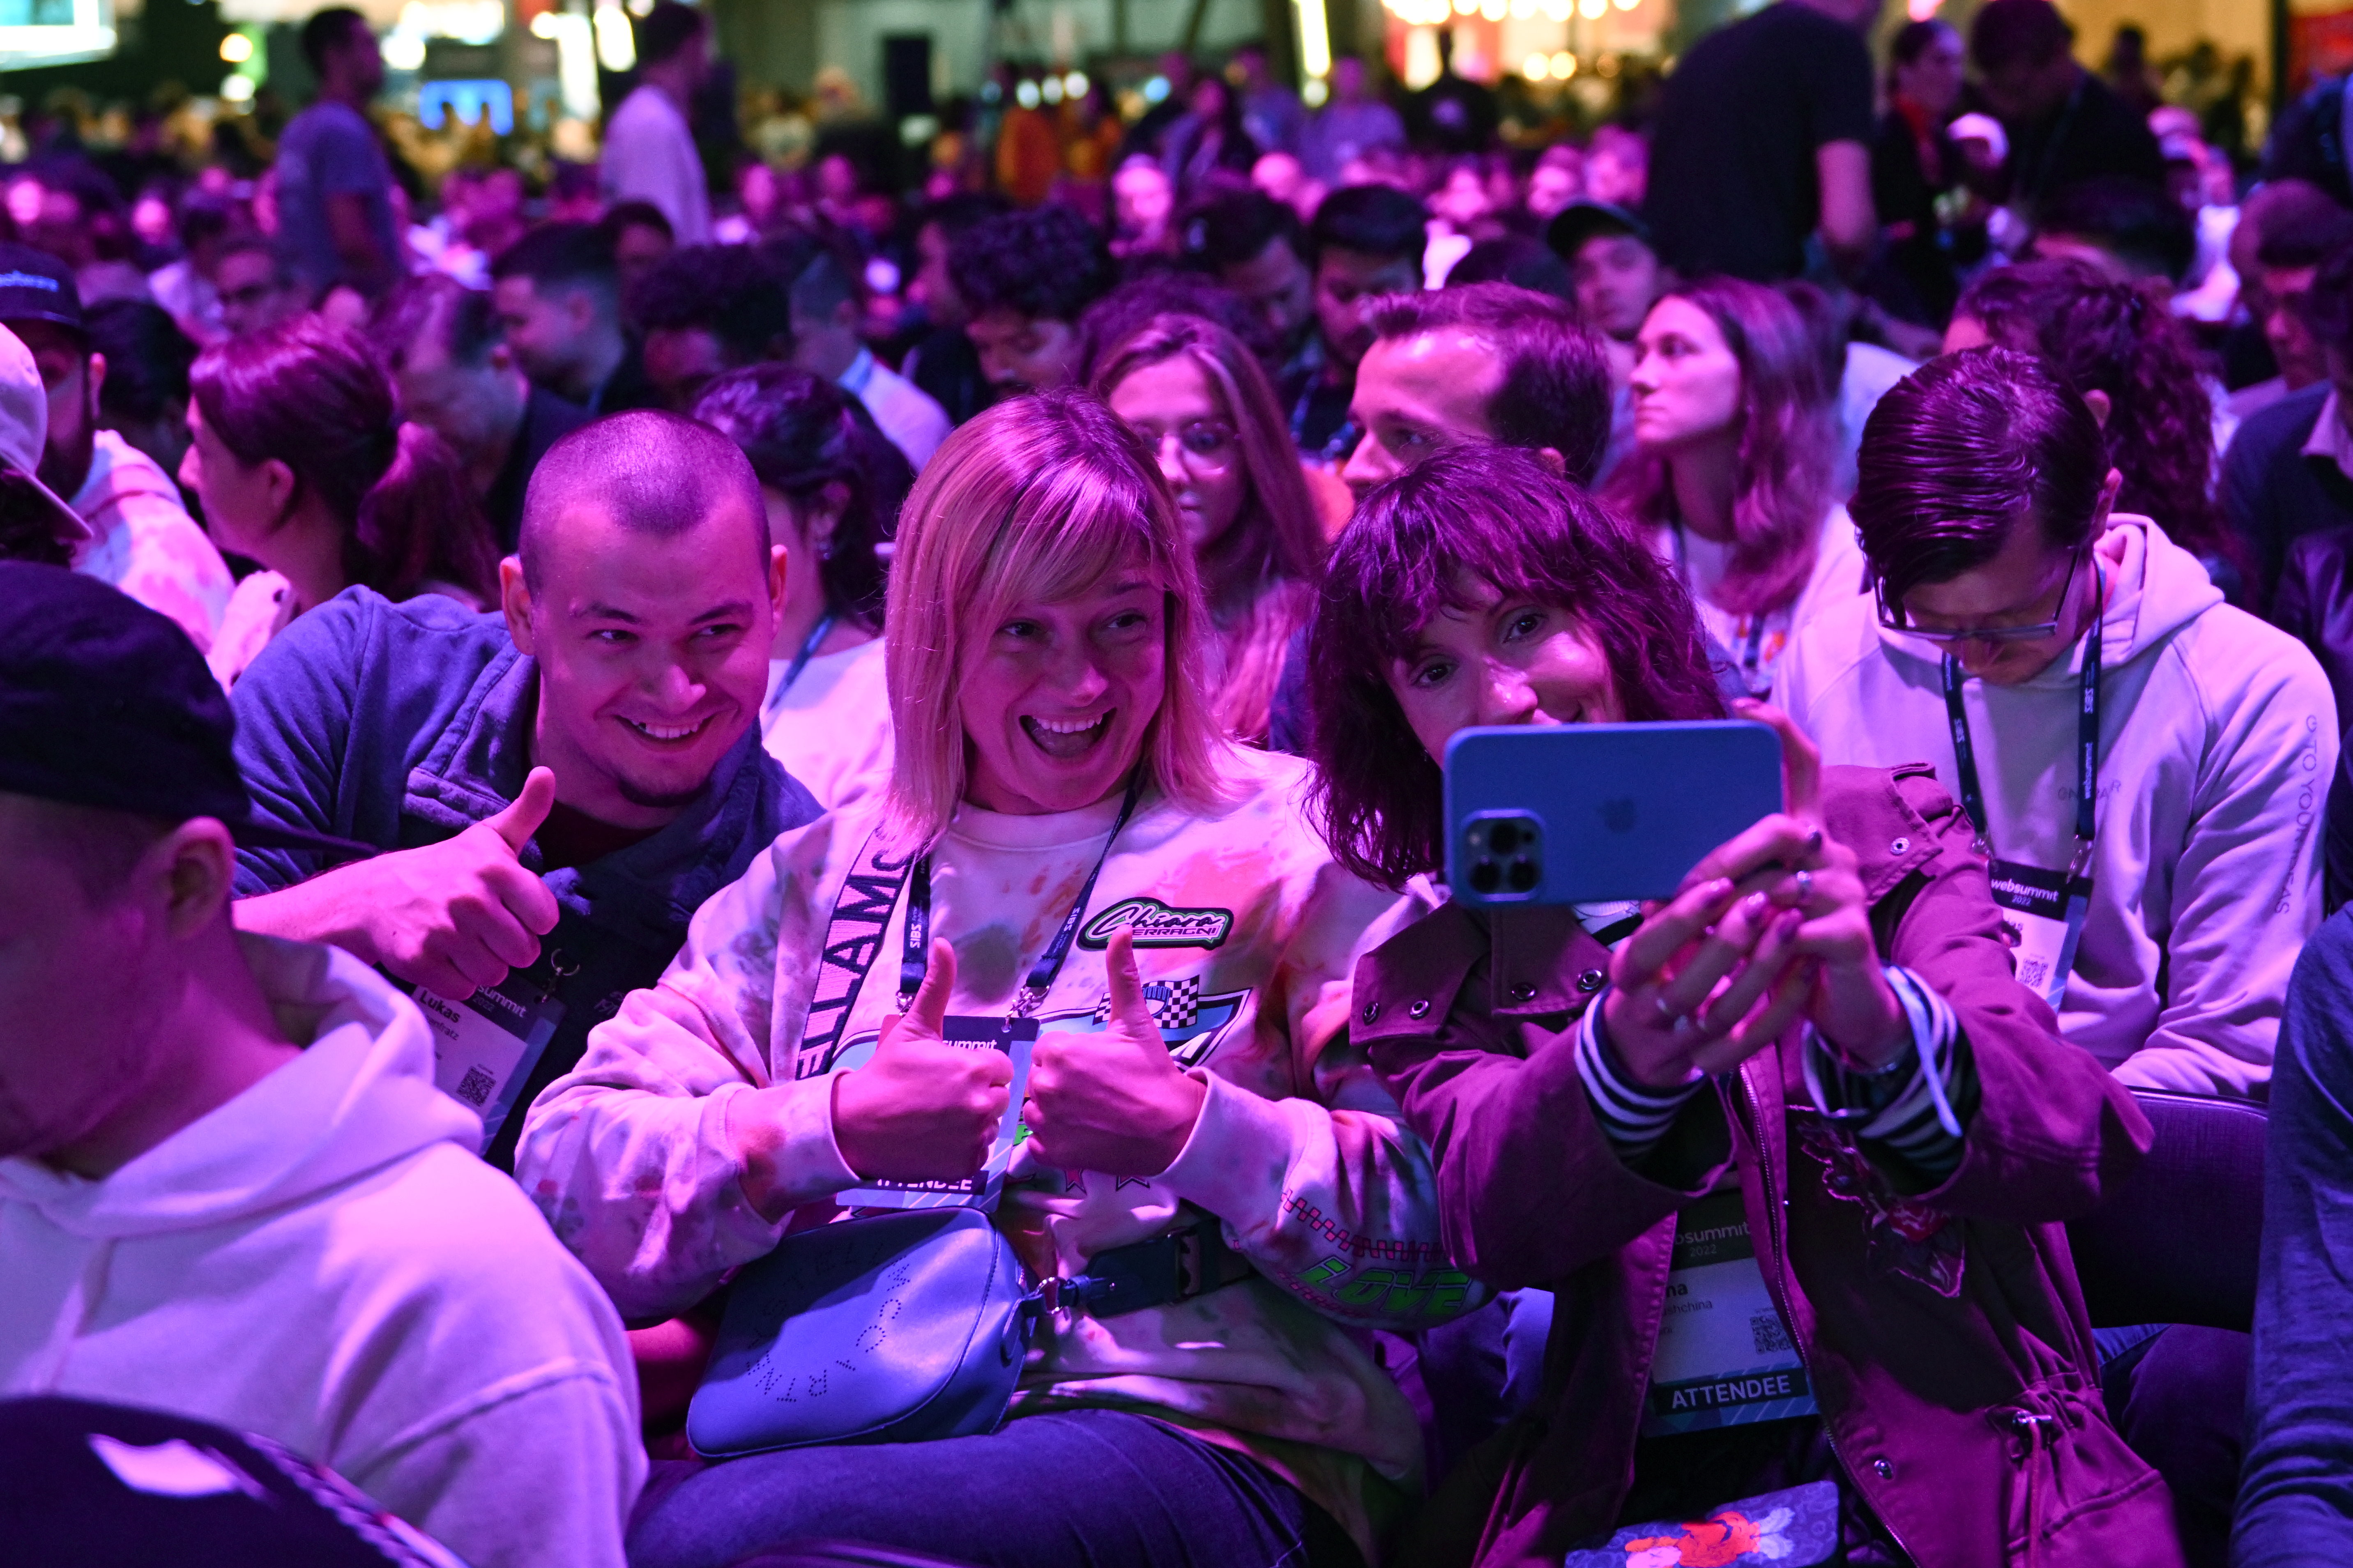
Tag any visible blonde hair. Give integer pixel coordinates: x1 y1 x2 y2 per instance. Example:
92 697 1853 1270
883 389 1236 850
1090 313 1324 743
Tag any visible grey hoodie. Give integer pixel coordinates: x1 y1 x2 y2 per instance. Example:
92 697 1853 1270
1779 515 2337 1095
0 935 643 1568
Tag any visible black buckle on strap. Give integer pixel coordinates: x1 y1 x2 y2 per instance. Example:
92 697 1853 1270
1047 1218 1255 1320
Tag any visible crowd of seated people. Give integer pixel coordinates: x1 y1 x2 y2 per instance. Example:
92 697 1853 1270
11 4 2353 1566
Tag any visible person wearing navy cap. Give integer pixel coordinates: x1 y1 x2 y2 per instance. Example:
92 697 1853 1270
0 242 235 649
1547 201 1671 485
0 563 644 1568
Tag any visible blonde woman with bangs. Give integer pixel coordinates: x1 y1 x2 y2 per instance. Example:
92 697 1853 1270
1091 312 1324 744
517 390 1467 1568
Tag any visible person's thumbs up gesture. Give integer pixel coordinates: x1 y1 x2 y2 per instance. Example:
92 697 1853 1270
358 765 564 998
833 938 1015 1182
1024 928 1207 1177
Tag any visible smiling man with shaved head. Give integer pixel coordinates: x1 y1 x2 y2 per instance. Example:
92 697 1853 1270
228 410 817 1170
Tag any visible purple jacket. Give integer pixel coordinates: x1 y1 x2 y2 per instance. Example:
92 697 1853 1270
1354 763 2182 1568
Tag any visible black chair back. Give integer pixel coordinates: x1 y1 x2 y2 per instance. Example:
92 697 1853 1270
2064 1088 2268 1333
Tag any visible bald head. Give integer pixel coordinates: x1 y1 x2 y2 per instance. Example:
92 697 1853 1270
518 410 769 590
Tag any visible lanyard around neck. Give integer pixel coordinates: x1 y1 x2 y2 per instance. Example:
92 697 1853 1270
898 775 1146 1019
1940 573 2104 873
1671 525 1769 687
764 612 838 722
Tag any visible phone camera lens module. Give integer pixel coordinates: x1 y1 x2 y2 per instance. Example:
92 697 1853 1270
1488 821 1521 855
1469 860 1501 894
1506 858 1540 893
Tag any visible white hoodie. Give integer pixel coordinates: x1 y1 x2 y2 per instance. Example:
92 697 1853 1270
1779 516 2336 1096
0 935 644 1568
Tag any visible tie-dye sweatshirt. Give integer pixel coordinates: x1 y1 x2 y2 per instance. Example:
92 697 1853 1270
514 746 1472 1557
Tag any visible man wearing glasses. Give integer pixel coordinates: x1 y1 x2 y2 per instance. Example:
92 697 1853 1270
1780 345 2333 1100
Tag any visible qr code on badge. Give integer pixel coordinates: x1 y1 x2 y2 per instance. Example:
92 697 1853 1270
455 1065 497 1107
1750 1312 1793 1356
2018 956 2049 991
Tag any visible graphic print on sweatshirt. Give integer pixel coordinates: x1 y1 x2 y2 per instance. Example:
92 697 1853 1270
822 975 1250 1075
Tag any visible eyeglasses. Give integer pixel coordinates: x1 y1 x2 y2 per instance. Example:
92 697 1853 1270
1130 419 1239 472
1875 541 2087 646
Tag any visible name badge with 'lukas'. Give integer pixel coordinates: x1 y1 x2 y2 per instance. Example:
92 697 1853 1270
415 971 566 1144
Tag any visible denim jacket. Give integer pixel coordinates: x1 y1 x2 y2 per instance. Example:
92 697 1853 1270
229 588 817 1168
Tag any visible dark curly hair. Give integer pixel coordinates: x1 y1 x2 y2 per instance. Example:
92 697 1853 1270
692 363 910 631
1955 258 2234 571
1307 444 1724 889
625 244 792 363
84 298 194 426
947 203 1112 326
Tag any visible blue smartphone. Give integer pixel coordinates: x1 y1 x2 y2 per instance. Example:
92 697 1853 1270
1444 721 1786 906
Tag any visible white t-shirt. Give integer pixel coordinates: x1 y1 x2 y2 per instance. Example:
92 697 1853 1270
760 633 894 810
1658 503 1867 701
841 348 952 471
207 570 300 692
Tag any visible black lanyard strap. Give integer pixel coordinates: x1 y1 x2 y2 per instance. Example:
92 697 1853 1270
764 612 839 722
1941 573 2104 872
899 775 1146 1019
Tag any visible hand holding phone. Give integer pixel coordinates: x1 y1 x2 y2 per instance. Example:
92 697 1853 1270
1605 705 1906 1078
1601 879 1813 1088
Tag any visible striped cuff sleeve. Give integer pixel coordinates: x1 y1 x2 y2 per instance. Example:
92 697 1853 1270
1801 966 1978 1180
1575 995 1708 1162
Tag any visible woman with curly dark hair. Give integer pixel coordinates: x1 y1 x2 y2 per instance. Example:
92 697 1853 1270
1307 446 1722 884
1947 258 2245 599
1303 442 2172 1568
693 361 912 808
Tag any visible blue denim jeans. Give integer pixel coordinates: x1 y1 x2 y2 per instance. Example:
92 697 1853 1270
626 1409 1365 1568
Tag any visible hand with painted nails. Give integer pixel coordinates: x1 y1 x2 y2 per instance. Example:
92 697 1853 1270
1728 700 1908 1068
1601 876 1814 1090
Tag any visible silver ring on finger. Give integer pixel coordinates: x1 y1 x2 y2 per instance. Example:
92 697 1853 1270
1652 991 1682 1023
1794 868 1813 904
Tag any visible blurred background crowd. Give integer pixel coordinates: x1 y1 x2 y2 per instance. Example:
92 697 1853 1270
0 0 2298 405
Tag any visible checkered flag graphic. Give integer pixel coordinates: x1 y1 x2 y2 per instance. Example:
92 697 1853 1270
1096 976 1201 1029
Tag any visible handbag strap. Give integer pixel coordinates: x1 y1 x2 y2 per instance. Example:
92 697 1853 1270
1045 1219 1257 1319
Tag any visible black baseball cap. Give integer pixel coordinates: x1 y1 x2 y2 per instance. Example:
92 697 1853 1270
0 244 86 336
0 563 372 860
1546 200 1653 263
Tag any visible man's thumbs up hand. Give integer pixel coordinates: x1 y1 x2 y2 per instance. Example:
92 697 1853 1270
486 765 559 855
337 765 566 998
